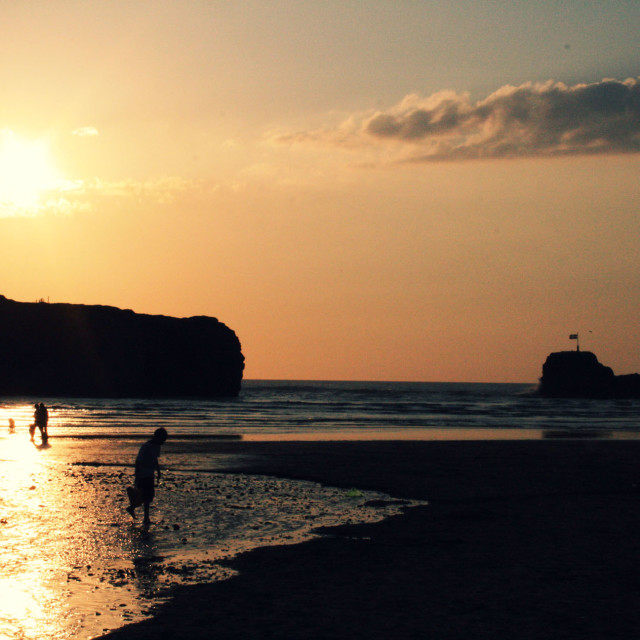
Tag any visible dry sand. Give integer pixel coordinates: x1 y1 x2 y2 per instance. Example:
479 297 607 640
100 439 640 640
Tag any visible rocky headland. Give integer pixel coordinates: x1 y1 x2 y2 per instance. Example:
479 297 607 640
538 350 640 398
0 296 244 397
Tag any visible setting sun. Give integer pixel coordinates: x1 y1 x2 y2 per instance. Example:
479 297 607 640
0 131 61 213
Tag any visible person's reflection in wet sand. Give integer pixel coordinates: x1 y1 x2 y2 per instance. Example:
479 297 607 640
131 529 163 601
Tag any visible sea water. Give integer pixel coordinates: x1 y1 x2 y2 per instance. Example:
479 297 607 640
2 380 639 440
2 380 639 441
0 381 639 639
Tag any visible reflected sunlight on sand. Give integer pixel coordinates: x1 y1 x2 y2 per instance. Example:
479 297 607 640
0 433 417 639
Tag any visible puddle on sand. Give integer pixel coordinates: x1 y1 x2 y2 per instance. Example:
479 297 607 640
0 436 421 639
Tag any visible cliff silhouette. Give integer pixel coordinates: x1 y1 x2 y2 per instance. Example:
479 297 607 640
0 296 244 397
538 350 640 398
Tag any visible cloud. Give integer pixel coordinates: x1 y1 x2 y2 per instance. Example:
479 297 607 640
72 127 99 137
279 78 640 161
56 176 205 204
0 176 212 218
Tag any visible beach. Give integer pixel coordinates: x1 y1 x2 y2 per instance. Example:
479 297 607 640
99 438 640 640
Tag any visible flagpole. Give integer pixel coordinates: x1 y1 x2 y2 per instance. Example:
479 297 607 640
569 332 579 351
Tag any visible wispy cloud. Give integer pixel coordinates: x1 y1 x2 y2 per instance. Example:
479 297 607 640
0 176 210 218
72 126 99 137
52 176 205 205
277 77 640 162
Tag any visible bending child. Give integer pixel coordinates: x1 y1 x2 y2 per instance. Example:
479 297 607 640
127 427 168 527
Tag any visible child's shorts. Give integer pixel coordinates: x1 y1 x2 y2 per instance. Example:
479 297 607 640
136 477 155 503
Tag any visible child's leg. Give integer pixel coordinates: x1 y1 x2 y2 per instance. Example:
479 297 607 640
126 485 138 518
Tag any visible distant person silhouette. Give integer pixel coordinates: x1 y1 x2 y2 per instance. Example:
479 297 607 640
29 404 39 441
127 427 168 527
8 418 15 433
34 403 49 442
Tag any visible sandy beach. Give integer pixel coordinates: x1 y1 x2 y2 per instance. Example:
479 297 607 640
1 432 420 640
98 438 640 640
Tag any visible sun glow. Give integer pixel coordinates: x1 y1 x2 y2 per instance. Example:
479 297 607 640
0 131 62 214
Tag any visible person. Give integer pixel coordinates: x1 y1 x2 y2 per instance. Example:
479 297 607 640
8 418 15 433
41 403 49 440
30 404 39 441
127 427 168 527
34 403 49 441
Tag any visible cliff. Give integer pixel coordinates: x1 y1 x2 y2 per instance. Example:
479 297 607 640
0 296 244 398
538 350 640 398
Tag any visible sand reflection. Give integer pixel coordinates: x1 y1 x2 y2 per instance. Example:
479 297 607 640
0 577 49 639
0 436 414 639
0 437 72 638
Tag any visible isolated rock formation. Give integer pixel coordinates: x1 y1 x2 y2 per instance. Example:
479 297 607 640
538 350 640 398
0 296 244 397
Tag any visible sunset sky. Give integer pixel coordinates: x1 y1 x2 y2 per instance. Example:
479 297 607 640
2 1 639 382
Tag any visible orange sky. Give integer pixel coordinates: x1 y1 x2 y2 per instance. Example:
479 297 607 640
2 2 639 382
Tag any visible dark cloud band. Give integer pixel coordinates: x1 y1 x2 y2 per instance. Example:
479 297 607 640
364 78 640 160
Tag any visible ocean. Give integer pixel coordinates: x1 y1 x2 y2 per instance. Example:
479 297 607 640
1 381 639 639
2 380 639 441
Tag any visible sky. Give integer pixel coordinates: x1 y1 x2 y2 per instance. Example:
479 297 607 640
1 0 639 383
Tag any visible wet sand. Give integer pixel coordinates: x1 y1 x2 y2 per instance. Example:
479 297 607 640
100 438 640 640
0 435 414 639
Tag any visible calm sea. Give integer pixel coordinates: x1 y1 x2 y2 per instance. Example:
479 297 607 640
1 380 639 440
